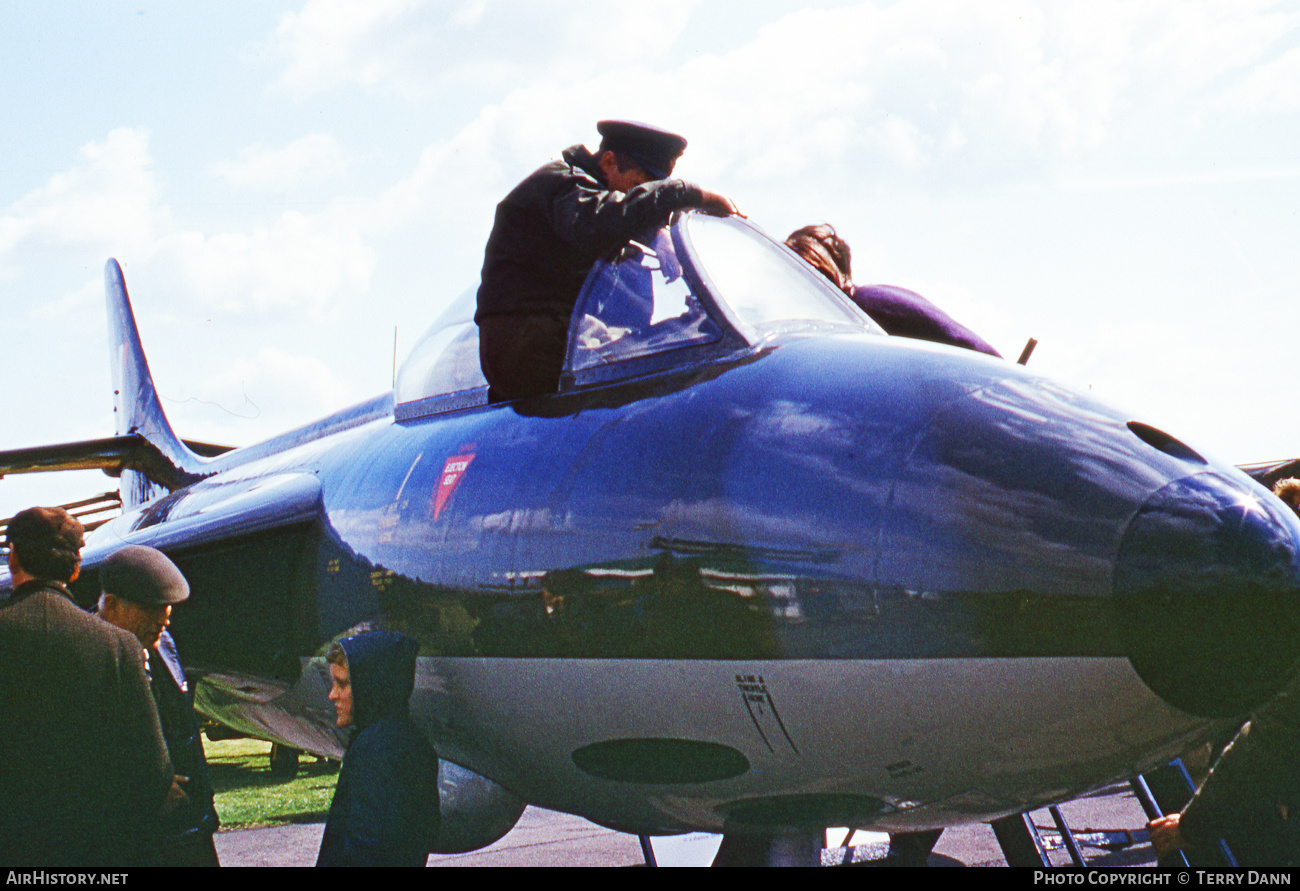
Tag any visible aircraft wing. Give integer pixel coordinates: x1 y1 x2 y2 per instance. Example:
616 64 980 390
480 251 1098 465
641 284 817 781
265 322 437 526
79 471 324 568
0 434 154 479
0 469 323 594
1238 458 1300 488
0 435 231 484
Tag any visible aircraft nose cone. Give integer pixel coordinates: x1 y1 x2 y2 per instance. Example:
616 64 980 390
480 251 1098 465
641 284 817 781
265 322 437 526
1115 472 1300 718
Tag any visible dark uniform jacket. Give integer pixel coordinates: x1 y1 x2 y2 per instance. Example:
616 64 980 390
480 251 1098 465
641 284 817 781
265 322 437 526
477 145 705 323
0 580 173 866
150 630 219 847
317 632 440 867
1180 670 1300 865
475 145 707 400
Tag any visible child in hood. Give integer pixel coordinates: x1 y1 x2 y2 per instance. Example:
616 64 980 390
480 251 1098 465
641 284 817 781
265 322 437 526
318 631 441 867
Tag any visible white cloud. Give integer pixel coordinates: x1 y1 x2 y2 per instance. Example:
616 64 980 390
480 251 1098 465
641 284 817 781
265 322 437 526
449 0 488 29
1131 0 1298 82
0 127 376 322
147 208 377 319
211 134 349 189
293 0 1228 294
6 1 1300 473
1218 44 1300 115
29 277 100 323
0 128 164 273
272 0 430 97
260 0 1300 206
271 0 703 99
386 1 1112 190
159 346 365 446
556 0 702 67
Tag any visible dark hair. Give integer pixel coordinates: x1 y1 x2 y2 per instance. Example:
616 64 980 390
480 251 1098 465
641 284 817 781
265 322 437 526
6 506 83 583
326 641 348 667
785 224 853 295
599 149 643 175
11 539 80 583
1275 478 1300 508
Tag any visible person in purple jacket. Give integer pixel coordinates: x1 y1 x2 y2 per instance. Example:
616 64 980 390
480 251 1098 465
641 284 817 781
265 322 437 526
785 224 1002 358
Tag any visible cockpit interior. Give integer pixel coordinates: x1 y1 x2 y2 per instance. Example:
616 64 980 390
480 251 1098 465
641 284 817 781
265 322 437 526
394 213 882 421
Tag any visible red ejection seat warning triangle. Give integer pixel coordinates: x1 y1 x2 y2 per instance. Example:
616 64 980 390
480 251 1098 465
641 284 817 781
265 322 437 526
433 453 475 519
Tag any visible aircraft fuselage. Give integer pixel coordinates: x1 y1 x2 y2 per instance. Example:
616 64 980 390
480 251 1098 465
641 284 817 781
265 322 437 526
80 329 1300 834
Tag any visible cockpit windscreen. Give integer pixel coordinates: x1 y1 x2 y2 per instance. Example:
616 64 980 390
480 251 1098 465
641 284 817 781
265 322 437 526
683 214 877 338
568 227 722 372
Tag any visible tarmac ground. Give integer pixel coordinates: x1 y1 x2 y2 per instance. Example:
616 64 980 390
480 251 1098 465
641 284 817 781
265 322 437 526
214 781 1160 867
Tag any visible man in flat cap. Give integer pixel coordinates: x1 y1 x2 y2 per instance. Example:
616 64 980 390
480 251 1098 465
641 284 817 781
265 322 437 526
98 545 220 866
0 507 173 866
476 119 739 402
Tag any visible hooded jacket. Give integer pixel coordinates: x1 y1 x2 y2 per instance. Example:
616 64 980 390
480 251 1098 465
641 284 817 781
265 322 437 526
317 632 441 867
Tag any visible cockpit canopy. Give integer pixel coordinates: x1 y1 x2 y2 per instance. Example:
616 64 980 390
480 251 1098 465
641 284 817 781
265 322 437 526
395 213 881 420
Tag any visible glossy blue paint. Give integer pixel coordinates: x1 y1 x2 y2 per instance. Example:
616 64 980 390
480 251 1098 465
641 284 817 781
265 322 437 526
7 211 1300 839
78 214 1300 705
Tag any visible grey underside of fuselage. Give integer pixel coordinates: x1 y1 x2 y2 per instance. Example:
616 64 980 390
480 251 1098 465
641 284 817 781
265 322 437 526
197 654 1209 836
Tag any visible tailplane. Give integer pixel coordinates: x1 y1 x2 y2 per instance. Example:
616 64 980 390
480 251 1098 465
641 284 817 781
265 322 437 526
0 261 223 517
104 259 209 507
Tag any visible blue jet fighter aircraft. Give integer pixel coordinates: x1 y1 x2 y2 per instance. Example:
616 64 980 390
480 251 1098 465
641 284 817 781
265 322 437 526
4 211 1300 863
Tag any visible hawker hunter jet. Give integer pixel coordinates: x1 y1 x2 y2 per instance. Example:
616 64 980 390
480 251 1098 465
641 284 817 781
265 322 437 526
4 211 1300 864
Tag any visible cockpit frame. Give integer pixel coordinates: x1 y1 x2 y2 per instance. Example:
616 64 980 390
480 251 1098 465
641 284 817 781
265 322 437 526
394 211 879 421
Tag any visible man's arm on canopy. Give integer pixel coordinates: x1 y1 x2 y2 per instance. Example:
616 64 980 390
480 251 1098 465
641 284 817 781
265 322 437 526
551 177 735 258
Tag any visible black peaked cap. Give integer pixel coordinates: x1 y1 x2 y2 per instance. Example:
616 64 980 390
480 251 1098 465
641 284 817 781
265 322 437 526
596 120 688 180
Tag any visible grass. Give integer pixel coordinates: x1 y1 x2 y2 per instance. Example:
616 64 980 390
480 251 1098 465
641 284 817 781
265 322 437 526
207 736 340 830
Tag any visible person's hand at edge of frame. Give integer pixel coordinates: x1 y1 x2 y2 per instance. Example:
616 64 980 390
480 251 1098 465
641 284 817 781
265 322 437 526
1147 813 1185 860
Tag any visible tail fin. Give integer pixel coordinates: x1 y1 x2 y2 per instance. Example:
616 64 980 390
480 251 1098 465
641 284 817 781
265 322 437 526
105 259 206 507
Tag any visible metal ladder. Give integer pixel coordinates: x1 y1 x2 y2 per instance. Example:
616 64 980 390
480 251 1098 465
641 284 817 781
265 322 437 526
991 759 1237 867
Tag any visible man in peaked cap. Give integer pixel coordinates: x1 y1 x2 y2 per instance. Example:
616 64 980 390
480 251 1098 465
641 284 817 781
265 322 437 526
476 119 740 403
98 545 221 866
0 508 173 866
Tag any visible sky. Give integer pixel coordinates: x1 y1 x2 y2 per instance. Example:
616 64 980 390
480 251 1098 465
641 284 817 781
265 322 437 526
2 0 1299 520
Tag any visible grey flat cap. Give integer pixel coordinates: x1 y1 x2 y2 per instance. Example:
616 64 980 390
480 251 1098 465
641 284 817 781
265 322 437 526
101 545 190 606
